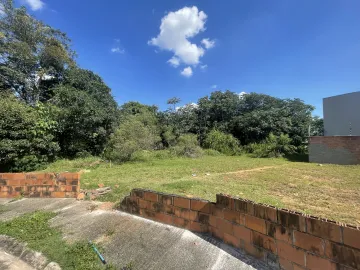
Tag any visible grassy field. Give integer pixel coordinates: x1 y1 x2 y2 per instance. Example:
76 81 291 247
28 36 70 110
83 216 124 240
44 155 360 226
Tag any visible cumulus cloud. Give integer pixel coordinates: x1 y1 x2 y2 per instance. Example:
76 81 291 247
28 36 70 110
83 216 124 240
201 38 215 49
24 0 44 11
181 67 193 77
200 64 208 70
111 47 124 53
239 91 247 99
149 6 215 76
167 56 180 67
211 85 217 89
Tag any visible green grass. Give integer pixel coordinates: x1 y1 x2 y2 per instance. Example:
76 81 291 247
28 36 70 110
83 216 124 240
44 155 360 226
0 211 115 270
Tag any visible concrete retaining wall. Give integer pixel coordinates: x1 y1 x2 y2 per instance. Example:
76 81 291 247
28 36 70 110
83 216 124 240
119 189 360 270
309 136 360 165
0 172 80 198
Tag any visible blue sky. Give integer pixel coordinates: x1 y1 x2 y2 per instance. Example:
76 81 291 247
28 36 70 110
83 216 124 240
17 0 360 116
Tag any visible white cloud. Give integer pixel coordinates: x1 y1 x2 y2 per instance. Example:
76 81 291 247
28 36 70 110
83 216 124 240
24 0 44 11
180 66 193 77
200 64 208 70
239 91 247 99
201 38 215 49
149 6 216 75
114 38 121 43
111 47 125 53
211 85 217 89
167 56 180 67
176 102 199 111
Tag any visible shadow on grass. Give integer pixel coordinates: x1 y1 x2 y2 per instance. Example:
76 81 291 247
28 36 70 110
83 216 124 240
284 153 309 163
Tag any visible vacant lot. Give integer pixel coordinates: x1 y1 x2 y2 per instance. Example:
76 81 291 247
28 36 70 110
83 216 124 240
44 155 360 226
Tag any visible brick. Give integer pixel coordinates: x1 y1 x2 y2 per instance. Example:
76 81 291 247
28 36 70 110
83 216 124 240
279 257 293 270
65 186 73 192
131 189 144 198
277 210 306 232
173 197 190 209
216 194 231 209
293 264 305 270
209 215 218 227
245 215 266 234
51 192 65 198
253 204 277 222
6 179 21 186
140 209 156 220
173 217 190 228
191 199 210 213
224 232 240 248
217 218 233 235
325 241 360 269
198 213 210 225
233 225 251 243
152 202 165 213
0 180 6 186
163 205 174 215
252 231 277 254
144 191 158 202
306 253 337 270
190 221 207 232
210 203 223 218
189 210 198 221
223 209 240 224
159 194 173 205
293 231 325 255
306 218 342 243
155 213 173 224
244 243 265 260
4 173 26 181
343 226 360 249
267 222 293 243
174 207 190 219
209 226 224 240
234 198 254 215
138 199 152 210
277 241 305 266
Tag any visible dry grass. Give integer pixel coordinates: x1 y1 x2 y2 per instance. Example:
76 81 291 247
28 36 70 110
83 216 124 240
44 155 360 226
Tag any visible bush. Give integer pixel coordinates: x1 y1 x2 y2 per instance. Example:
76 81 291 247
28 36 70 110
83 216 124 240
0 95 60 172
246 133 296 158
103 116 161 163
170 134 203 158
203 129 241 155
203 149 223 156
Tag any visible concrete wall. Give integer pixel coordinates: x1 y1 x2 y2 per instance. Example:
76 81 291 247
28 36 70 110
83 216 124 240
309 136 360 165
0 172 80 198
120 189 360 270
323 91 360 136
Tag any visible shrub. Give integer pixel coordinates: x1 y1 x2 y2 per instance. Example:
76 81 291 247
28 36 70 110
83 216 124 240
170 134 203 158
103 116 161 163
203 149 223 156
246 133 296 158
203 129 241 155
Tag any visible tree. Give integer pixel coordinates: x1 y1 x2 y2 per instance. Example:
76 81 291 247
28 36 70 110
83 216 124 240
0 0 74 104
167 97 181 111
203 129 240 155
311 116 324 136
0 94 59 172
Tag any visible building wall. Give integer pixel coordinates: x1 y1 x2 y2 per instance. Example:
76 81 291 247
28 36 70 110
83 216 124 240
120 188 360 270
323 91 360 136
309 136 360 164
0 172 80 198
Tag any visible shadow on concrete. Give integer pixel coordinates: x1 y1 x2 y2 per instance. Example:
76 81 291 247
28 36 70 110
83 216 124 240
194 232 271 269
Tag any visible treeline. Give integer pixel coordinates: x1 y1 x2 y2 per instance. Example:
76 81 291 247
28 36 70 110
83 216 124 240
0 1 323 172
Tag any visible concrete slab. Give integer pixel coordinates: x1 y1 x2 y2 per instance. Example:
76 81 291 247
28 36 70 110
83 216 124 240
0 249 35 270
0 198 269 270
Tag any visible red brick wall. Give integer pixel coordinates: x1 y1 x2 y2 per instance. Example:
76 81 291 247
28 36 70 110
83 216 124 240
309 136 360 164
120 189 360 270
0 173 80 198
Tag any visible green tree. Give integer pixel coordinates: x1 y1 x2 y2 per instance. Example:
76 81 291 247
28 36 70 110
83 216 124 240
0 0 74 104
167 97 181 111
310 116 324 136
0 94 59 171
204 129 240 155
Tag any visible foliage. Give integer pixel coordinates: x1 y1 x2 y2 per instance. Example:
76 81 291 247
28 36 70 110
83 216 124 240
0 94 59 172
203 129 240 155
167 96 181 111
0 211 114 269
247 133 296 158
0 0 74 104
311 116 324 136
170 134 203 158
104 115 161 163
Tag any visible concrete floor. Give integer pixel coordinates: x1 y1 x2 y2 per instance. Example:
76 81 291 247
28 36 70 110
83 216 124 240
0 198 269 270
0 249 35 270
